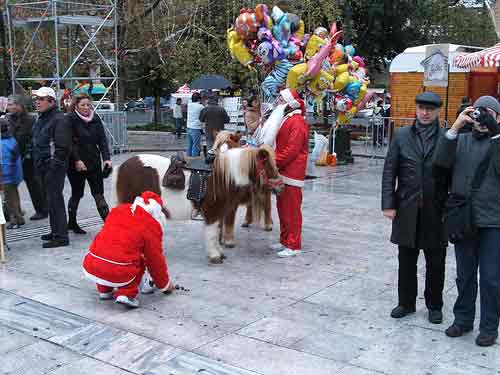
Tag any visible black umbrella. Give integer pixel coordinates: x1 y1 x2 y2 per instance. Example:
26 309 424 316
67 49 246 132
190 74 233 90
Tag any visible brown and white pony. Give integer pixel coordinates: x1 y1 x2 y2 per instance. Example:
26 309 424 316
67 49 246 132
113 141 281 264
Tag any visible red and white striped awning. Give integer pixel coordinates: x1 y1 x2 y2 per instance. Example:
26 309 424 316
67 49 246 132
176 84 192 94
454 43 500 68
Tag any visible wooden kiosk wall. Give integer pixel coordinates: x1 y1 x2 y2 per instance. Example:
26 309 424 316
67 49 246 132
390 72 469 126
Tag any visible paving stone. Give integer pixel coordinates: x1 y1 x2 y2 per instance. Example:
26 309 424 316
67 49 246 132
0 325 37 354
1 341 81 375
48 358 132 375
196 334 344 375
145 352 261 375
50 322 184 374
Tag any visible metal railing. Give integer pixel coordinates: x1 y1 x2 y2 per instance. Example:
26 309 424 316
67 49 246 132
352 116 448 160
96 111 128 153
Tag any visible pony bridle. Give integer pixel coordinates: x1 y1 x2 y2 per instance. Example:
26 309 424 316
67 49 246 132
256 157 284 194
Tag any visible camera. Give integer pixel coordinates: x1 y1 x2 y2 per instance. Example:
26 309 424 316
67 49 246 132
471 108 482 121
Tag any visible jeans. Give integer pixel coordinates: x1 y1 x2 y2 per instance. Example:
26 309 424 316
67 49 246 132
174 118 183 138
398 246 447 310
453 228 500 335
187 128 202 157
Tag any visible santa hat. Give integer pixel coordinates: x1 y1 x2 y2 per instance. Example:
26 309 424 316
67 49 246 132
131 191 166 230
279 88 305 114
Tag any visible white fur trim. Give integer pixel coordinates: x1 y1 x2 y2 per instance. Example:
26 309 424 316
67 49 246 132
131 196 166 231
281 175 305 188
254 103 287 147
158 279 174 292
83 267 136 288
88 252 132 266
280 89 301 109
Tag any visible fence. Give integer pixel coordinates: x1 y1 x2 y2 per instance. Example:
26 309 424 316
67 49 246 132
96 111 128 153
351 116 449 160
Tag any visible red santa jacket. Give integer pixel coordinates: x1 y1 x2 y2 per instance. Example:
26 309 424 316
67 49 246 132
83 201 170 290
275 110 309 187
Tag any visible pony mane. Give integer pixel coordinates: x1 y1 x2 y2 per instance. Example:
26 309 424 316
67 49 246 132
214 148 256 189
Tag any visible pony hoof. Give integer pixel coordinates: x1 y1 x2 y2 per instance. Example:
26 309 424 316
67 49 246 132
209 256 223 264
221 253 227 260
263 225 273 232
224 241 235 248
241 222 250 228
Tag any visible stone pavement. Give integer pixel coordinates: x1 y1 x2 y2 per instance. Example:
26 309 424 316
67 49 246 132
1 153 499 375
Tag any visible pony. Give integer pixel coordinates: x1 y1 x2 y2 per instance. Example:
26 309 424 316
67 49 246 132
113 137 281 264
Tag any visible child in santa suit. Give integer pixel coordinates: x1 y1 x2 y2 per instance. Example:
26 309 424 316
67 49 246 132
272 88 309 258
83 191 175 307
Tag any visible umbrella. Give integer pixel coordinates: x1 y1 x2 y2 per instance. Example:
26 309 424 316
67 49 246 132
190 74 232 90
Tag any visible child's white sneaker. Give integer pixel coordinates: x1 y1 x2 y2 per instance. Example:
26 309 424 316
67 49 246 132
115 295 140 308
98 292 113 300
140 272 155 294
270 243 285 251
277 248 301 258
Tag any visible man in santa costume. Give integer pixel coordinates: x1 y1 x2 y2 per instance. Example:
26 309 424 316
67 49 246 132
83 191 175 307
271 88 309 258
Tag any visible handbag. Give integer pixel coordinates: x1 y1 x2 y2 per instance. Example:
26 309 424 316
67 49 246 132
444 149 492 243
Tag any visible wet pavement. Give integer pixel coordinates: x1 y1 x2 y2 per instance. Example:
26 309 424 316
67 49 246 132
0 151 497 375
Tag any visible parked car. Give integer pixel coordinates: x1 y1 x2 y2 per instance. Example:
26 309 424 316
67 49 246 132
143 96 170 109
125 100 146 112
93 99 115 112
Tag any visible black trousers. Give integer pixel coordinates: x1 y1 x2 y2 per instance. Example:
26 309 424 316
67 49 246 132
67 167 104 199
41 168 68 241
398 246 447 311
22 158 48 215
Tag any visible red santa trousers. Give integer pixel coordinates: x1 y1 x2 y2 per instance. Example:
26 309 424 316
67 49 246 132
276 184 303 250
84 254 145 299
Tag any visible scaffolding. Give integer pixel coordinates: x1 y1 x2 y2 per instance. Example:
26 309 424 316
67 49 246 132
5 0 119 108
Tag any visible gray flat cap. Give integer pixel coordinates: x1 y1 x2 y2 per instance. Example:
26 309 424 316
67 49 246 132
473 96 500 115
416 92 443 108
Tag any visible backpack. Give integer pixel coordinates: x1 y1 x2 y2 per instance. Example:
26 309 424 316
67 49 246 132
162 154 186 190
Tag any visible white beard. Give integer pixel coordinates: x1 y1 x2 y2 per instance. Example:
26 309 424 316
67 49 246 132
252 103 287 147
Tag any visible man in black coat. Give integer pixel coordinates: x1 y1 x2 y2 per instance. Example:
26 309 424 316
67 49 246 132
31 87 72 248
6 95 48 220
381 92 449 324
199 95 230 150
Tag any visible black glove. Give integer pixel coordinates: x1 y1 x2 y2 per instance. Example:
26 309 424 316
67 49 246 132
480 110 500 136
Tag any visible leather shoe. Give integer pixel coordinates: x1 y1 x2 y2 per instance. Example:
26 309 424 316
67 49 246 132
428 309 443 324
41 233 54 241
445 324 473 338
476 333 498 347
42 239 69 248
390 305 416 319
30 212 48 220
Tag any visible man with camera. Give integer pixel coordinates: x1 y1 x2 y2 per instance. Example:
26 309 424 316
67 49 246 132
382 92 449 324
433 96 500 347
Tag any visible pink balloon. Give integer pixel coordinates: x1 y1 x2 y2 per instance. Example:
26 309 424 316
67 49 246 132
356 92 375 111
305 24 342 78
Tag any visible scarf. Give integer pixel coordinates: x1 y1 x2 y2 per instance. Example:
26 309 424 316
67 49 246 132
76 110 94 123
415 119 438 155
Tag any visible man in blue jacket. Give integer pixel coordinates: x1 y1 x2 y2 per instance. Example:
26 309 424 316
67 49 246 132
32 87 72 248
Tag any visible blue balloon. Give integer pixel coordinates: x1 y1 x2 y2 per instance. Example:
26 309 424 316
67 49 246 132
345 44 356 57
345 81 362 100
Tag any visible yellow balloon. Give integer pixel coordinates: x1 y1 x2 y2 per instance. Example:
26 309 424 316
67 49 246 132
337 113 349 125
286 63 308 89
335 64 349 75
359 84 368 98
227 28 253 66
348 107 358 116
308 70 334 96
295 20 305 41
305 35 327 60
351 61 359 71
333 72 350 91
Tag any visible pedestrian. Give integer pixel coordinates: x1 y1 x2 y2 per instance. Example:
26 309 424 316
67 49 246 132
455 96 471 120
32 87 72 248
0 118 24 229
381 92 449 324
6 95 48 220
173 98 183 139
186 92 204 157
199 95 230 150
82 191 175 308
270 88 309 258
244 95 261 135
433 96 500 347
66 93 111 234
